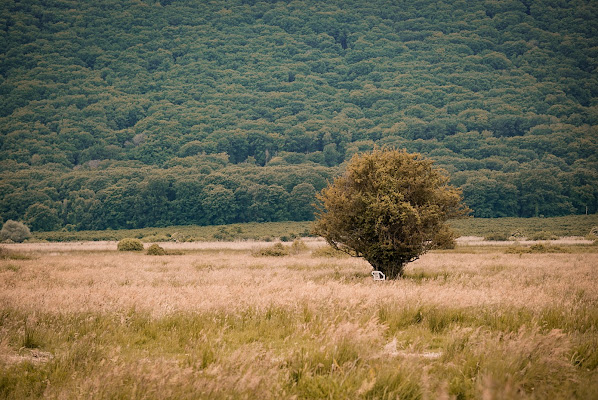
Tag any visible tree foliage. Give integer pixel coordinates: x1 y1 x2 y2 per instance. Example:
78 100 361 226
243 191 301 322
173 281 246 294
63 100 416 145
117 238 144 252
0 220 31 243
313 149 468 279
0 0 597 229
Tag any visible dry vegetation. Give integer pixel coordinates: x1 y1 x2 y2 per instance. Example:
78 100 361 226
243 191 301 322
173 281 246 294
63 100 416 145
1 240 597 399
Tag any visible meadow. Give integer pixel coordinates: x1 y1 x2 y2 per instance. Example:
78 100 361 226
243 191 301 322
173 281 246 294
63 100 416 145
31 214 598 242
1 239 597 399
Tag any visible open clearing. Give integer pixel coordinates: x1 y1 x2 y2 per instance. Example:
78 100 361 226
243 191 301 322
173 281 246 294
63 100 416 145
1 241 597 399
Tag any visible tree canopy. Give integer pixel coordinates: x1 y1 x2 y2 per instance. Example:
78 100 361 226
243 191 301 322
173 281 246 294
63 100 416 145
313 149 467 278
1 0 597 230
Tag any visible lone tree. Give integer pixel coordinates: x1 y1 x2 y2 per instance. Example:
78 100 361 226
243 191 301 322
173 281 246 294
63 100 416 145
313 149 468 279
0 220 31 243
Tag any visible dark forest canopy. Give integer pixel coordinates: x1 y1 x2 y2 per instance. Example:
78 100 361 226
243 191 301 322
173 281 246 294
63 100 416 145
1 0 597 231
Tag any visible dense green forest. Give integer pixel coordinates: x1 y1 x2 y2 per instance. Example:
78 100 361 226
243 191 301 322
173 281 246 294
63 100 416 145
1 0 597 231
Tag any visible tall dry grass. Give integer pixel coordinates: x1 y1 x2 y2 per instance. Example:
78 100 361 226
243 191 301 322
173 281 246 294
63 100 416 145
1 241 597 399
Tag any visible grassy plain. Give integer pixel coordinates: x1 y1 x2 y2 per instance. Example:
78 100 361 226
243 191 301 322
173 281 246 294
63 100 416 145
1 240 597 399
31 214 598 242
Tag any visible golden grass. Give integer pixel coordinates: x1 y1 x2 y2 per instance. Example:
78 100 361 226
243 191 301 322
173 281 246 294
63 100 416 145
1 241 597 399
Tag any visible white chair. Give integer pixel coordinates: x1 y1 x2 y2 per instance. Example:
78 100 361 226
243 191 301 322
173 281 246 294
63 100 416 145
371 271 385 281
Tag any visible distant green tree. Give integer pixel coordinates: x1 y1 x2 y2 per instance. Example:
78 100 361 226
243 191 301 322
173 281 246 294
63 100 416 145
461 176 518 217
201 185 237 225
0 220 31 243
517 169 574 217
289 183 316 221
25 203 61 232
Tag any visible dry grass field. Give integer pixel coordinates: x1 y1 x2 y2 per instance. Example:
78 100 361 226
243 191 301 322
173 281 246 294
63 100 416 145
1 240 597 399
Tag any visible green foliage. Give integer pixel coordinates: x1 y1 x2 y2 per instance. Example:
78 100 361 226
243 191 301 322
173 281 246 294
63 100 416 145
484 232 510 241
117 238 144 252
1 0 597 228
529 231 559 241
253 243 290 257
505 244 569 254
0 220 31 243
313 149 468 278
33 221 314 242
449 214 598 238
146 244 167 256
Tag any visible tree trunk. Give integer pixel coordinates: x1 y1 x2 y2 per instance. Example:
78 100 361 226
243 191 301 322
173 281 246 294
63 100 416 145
369 259 405 280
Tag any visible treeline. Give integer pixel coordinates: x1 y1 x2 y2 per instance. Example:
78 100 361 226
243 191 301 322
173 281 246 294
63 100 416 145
1 0 598 228
1 152 595 232
0 155 333 231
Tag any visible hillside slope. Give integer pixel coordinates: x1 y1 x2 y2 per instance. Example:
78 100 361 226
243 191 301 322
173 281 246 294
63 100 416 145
1 0 597 230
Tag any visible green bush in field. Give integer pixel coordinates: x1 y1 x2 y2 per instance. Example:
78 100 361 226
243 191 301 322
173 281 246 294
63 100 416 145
146 244 167 255
505 244 569 254
484 232 510 241
290 239 309 254
530 231 558 240
0 220 31 243
253 243 289 257
433 228 457 249
142 234 170 243
117 238 144 251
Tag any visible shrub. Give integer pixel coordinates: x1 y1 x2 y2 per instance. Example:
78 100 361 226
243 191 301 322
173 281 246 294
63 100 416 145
505 244 569 254
0 220 31 243
253 243 289 257
146 244 167 255
484 232 509 241
117 238 144 251
290 239 309 254
510 229 525 239
171 232 192 242
433 227 457 249
142 234 170 243
530 231 558 240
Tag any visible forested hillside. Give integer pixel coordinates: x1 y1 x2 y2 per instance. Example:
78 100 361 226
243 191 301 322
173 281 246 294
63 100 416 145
1 0 597 231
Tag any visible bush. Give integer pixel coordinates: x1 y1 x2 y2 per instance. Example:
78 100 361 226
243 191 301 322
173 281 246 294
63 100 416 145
433 226 457 249
253 243 289 257
290 239 309 254
530 231 558 240
146 244 167 255
484 232 509 241
0 220 31 243
117 238 144 251
142 234 170 243
505 244 569 254
510 229 525 239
